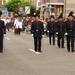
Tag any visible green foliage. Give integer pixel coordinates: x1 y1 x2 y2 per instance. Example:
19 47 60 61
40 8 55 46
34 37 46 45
29 4 36 16
4 0 21 13
3 0 36 16
36 8 41 14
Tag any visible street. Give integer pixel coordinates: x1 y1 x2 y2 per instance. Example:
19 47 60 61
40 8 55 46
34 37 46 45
0 32 75 75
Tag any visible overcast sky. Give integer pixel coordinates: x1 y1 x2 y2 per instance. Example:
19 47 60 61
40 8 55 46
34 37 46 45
5 0 8 2
37 0 40 2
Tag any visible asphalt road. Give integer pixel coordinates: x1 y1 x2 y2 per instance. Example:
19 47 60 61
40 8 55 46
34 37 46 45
0 32 75 75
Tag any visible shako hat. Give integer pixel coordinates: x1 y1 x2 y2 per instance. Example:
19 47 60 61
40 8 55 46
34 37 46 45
33 11 40 18
51 15 55 18
68 11 74 17
58 13 63 19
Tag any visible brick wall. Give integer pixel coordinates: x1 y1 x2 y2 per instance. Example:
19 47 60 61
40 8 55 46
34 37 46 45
66 0 75 16
0 0 2 10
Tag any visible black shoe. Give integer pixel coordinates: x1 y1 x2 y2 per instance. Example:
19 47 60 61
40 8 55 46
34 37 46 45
49 43 51 45
35 50 37 52
62 47 65 48
34 49 37 52
1 51 3 53
72 50 74 52
68 50 70 52
53 44 55 45
58 46 60 48
0 51 3 53
38 51 42 52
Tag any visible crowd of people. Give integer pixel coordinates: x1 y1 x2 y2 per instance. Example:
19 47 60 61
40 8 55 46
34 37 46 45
0 10 75 53
1 16 33 35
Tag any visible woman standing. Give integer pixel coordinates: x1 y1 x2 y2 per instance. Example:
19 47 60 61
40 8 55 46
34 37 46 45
15 17 22 35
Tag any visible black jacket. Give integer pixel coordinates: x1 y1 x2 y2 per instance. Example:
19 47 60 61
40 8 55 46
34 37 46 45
0 20 6 36
56 21 66 35
65 20 75 36
47 21 56 34
31 20 44 37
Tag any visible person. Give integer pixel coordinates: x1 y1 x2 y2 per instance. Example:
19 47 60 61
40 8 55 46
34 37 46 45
9 18 14 31
0 11 6 53
40 18 47 36
56 13 65 48
31 14 44 52
47 15 56 45
6 17 10 31
65 11 75 52
22 17 28 31
14 17 18 34
15 17 22 35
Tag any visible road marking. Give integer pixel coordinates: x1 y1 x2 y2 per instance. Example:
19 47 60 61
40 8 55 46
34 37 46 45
29 49 40 54
6 37 10 40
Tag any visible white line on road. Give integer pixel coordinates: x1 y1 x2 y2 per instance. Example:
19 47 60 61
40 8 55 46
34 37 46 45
29 49 40 54
6 37 10 40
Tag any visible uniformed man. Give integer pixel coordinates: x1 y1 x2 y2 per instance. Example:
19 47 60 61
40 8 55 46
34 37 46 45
47 15 56 45
65 11 75 52
56 13 65 48
0 11 6 53
31 13 44 52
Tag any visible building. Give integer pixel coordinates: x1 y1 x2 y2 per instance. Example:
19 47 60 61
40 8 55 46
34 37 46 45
38 0 75 19
38 0 64 19
0 0 6 10
30 0 36 6
0 0 3 10
66 0 75 16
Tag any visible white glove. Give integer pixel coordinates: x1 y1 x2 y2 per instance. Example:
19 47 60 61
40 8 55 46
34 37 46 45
44 30 46 31
42 35 44 37
64 33 68 35
47 31 49 33
56 32 58 34
4 34 6 36
31 34 33 37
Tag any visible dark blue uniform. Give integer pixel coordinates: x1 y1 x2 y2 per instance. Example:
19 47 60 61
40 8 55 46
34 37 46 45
56 21 65 48
47 21 56 45
31 20 44 52
65 20 75 52
0 20 6 52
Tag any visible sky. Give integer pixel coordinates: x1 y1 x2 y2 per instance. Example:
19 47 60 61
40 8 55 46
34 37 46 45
37 0 40 2
5 0 8 2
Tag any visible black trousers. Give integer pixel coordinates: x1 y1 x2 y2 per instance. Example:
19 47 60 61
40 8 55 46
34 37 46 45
0 36 3 52
17 29 21 35
67 36 74 51
57 35 64 48
49 33 55 45
34 37 42 51
14 29 17 34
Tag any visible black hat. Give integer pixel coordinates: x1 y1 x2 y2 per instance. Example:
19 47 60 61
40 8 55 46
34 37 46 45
51 15 55 18
0 11 2 16
58 13 63 19
68 11 74 17
33 11 40 17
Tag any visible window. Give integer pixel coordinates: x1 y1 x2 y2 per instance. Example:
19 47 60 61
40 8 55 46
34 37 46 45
50 0 64 3
57 0 64 3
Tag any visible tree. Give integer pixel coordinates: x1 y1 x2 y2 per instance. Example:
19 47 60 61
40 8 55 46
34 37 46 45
3 0 36 16
4 0 21 13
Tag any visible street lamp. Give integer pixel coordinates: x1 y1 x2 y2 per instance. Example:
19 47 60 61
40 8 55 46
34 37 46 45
49 0 51 15
64 0 66 19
